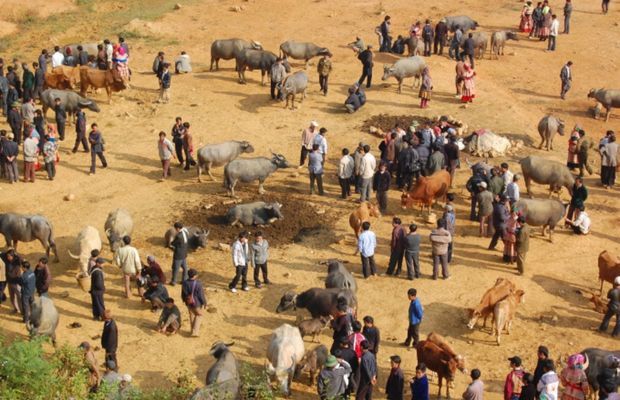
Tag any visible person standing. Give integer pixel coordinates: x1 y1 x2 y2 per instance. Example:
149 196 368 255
158 63 171 103
101 309 118 367
534 345 550 389
515 216 530 275
182 121 196 170
559 354 589 400
53 97 66 141
403 288 423 347
8 102 22 145
80 342 101 391
373 162 391 213
560 61 572 99
77 45 89 66
357 46 374 88
3 132 18 183
359 145 377 202
357 341 377 400
38 49 49 74
157 131 175 181
430 219 452 280
313 128 328 165
449 26 463 60
411 364 429 400
461 33 476 69
577 129 593 176
600 135 618 188
602 0 610 13
22 130 38 183
504 356 525 400
531 2 544 38
42 135 57 180
3 250 23 313
21 63 34 102
73 110 89 153
229 231 250 293
338 148 354 199
90 257 106 320
113 236 142 299
442 204 456 263
18 261 36 323
300 121 319 167
463 369 484 400
477 182 494 236
537 360 560 400
419 67 433 108
33 62 44 101
171 117 185 166
309 144 325 195
270 57 287 100
88 123 107 175
386 217 406 276
317 355 352 400
34 257 51 297
506 175 521 203
386 355 405 400
404 224 421 280
181 269 206 337
489 195 510 250
358 222 377 279
461 64 476 103
251 231 270 288
317 54 332 96
170 222 189 285
421 20 434 57
547 14 560 51
362 316 380 355
434 19 448 55
380 16 392 52
563 0 573 33
520 1 534 33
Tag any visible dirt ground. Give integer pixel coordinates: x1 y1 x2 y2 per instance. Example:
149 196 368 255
1 0 620 398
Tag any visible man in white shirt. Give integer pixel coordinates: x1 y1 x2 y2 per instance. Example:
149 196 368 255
506 174 520 203
113 236 142 298
548 14 560 51
500 162 514 192
51 46 64 69
565 205 591 234
338 148 355 199
359 144 377 202
229 231 250 293
357 221 377 278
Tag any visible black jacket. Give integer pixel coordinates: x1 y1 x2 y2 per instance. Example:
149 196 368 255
362 326 380 354
463 38 475 55
181 279 206 307
102 319 118 352
8 108 21 131
172 229 189 260
54 104 66 122
90 268 105 293
358 50 373 67
385 367 404 400
373 170 391 192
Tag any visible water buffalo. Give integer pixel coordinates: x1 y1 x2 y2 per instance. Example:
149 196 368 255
514 198 568 242
68 226 102 273
196 140 255 182
276 288 358 318
382 56 427 93
235 49 290 85
210 39 263 71
579 348 620 396
490 31 518 59
63 43 99 58
223 153 290 197
27 295 59 345
445 15 479 32
104 208 134 252
163 226 210 249
520 156 575 197
279 40 330 68
0 213 59 262
588 88 620 122
226 201 283 227
266 324 305 396
280 71 308 109
459 32 488 59
190 342 240 400
41 89 100 119
537 115 565 151
79 66 127 103
323 259 357 292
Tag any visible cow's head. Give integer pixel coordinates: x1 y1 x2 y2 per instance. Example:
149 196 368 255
514 289 526 304
106 229 122 252
275 291 297 313
271 153 290 169
281 57 291 73
466 308 481 330
454 354 468 374
78 98 100 113
266 202 283 222
193 229 210 248
365 202 381 218
506 32 519 41
440 357 458 380
587 88 598 99
381 64 394 81
240 141 255 154
557 119 566 136
317 47 331 57
209 341 234 359
250 40 263 50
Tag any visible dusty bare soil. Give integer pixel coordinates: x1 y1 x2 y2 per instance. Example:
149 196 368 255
1 0 620 398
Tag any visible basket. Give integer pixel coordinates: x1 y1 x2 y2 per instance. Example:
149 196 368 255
76 272 90 292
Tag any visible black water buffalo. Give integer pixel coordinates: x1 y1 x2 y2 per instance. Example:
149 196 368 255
190 342 240 400
323 260 357 292
580 348 620 396
0 213 59 262
276 288 357 318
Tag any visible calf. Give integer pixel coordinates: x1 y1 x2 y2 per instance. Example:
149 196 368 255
297 317 329 342
348 202 381 239
492 290 526 345
598 250 620 293
427 332 467 373
298 344 328 385
400 170 451 212
266 324 305 396
226 201 283 227
280 71 308 109
467 278 515 329
28 296 60 346
416 340 458 399
589 293 608 314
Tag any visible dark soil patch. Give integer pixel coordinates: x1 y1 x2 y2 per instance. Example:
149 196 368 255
361 114 434 133
174 193 338 248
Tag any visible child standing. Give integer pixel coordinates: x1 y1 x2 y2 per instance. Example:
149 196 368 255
362 316 381 355
251 231 270 288
419 67 433 108
411 363 429 400
386 355 404 400
42 135 57 180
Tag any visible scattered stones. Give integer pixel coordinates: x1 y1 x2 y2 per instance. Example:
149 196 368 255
222 199 238 205
218 243 231 251
174 3 182 10
69 322 82 329
316 209 326 215
467 340 474 345
229 5 246 12
203 204 214 210
283 272 291 278
64 193 75 201
207 306 217 313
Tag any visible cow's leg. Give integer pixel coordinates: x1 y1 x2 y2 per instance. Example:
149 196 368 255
197 161 203 182
291 94 297 109
106 87 111 104
549 137 554 150
606 108 612 122
438 375 443 399
210 57 214 71
261 71 266 86
548 227 554 243
3 234 11 248
206 162 215 181
258 180 266 194
525 177 533 198
538 136 545 150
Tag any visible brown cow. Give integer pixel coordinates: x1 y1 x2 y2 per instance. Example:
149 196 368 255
79 66 127 103
598 250 620 293
492 289 525 345
467 278 515 330
416 340 458 399
400 170 451 212
44 66 80 90
427 332 467 373
348 201 381 240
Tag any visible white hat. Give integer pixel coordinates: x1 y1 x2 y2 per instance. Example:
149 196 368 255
310 121 319 127
478 182 487 189
121 374 132 383
614 276 620 286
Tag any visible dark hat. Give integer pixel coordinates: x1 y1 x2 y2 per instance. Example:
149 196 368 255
390 355 402 364
95 257 105 264
106 359 117 370
339 337 351 345
508 356 522 366
188 268 198 278
537 346 549 357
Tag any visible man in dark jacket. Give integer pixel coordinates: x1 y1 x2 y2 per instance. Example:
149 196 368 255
357 341 377 399
533 345 549 388
142 277 169 311
21 64 34 102
6 66 21 98
90 258 106 320
398 143 420 191
599 277 620 337
386 355 404 400
73 110 89 152
421 20 434 57
88 123 108 174
170 222 189 285
34 257 51 296
434 19 448 55
181 269 206 337
33 62 44 102
3 249 23 313
380 16 392 52
565 177 587 223
404 224 421 280
345 86 362 113
386 217 406 276
372 162 391 214
54 97 66 141
461 33 476 68
158 298 181 334
77 45 89 66
357 46 374 89
18 261 36 323
515 217 530 275
8 102 22 144
488 195 510 250
101 309 118 367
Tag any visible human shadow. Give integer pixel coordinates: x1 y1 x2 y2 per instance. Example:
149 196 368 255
511 88 559 99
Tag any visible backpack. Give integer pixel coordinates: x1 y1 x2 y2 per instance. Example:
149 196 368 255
423 25 433 40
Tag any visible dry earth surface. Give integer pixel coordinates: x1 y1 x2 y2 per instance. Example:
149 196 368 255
1 0 620 398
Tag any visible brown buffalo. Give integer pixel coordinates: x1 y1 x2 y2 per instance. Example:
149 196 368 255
598 250 620 293
467 278 515 330
416 340 460 399
79 66 127 103
348 202 381 240
401 170 451 212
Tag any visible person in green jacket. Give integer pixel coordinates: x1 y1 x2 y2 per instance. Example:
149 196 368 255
21 63 35 102
515 216 530 275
